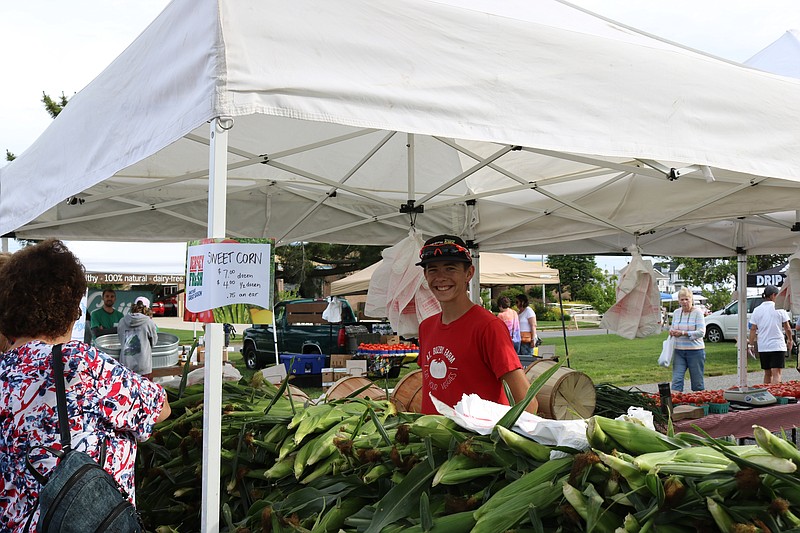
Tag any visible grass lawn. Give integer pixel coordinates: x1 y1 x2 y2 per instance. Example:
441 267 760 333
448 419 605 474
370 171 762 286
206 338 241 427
185 329 763 400
543 332 761 387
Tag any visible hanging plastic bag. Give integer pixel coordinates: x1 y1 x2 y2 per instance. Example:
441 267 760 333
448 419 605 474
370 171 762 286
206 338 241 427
365 229 441 337
658 336 675 367
322 296 342 323
600 249 662 339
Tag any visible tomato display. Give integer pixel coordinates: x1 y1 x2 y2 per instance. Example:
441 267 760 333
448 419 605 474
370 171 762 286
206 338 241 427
647 380 800 406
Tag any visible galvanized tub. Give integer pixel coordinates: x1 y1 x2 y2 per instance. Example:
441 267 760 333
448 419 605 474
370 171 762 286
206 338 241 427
95 332 180 368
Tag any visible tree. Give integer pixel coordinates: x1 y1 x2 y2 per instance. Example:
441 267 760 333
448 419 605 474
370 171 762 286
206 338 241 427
674 255 787 287
42 91 69 118
545 255 604 302
276 242 383 297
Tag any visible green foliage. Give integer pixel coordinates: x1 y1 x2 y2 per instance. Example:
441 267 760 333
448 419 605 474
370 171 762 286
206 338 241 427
277 287 300 302
41 91 69 119
702 286 732 313
545 255 604 301
581 274 618 314
5 149 14 162
675 255 787 286
276 242 383 297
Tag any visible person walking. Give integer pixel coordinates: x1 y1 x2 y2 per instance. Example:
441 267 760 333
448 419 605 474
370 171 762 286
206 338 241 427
516 294 537 356
0 239 170 530
497 296 521 353
748 285 792 384
669 287 707 392
415 235 536 415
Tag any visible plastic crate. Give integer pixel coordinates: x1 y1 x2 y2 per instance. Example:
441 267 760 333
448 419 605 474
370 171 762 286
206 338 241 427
280 353 325 375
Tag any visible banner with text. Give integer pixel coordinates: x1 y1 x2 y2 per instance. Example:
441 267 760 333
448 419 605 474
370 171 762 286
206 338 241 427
184 238 274 324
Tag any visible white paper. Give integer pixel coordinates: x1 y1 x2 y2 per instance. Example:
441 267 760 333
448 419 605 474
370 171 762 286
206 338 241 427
185 242 271 313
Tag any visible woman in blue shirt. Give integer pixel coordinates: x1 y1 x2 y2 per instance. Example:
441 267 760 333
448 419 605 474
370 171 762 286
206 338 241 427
669 287 706 391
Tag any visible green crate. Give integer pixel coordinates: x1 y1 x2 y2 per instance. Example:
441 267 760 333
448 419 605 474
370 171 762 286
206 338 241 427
708 402 730 414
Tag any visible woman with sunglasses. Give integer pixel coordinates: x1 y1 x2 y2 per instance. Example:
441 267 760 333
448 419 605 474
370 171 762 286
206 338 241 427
416 235 537 415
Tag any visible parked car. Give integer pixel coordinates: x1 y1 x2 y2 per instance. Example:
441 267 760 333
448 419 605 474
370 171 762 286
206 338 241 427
704 296 764 343
151 295 179 317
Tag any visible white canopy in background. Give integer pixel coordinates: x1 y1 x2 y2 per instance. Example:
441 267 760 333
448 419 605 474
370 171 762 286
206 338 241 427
745 29 800 79
331 253 559 296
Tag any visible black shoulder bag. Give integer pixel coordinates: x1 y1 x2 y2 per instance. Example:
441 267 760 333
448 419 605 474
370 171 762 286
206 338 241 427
24 344 142 533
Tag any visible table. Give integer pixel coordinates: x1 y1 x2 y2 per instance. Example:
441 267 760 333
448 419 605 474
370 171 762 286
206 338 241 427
673 402 800 441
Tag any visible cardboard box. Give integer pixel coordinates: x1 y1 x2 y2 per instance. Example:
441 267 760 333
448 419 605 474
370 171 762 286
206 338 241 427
345 359 367 377
381 335 400 345
322 368 349 391
261 364 287 385
331 354 352 369
193 345 229 363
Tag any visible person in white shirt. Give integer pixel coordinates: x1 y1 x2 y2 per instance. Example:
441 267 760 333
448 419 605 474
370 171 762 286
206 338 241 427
748 285 793 384
515 294 537 356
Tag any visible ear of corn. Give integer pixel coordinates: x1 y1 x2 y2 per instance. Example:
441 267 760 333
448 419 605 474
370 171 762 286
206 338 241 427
589 415 683 455
754 425 800 465
493 425 551 461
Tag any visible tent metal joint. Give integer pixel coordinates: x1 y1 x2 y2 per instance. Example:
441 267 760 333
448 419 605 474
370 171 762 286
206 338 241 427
259 154 270 164
399 200 424 214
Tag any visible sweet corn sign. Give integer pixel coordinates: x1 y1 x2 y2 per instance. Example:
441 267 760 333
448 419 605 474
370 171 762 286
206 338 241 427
185 238 274 324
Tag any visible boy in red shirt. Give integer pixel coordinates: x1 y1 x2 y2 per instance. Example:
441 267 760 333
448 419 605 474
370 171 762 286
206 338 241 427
416 234 537 415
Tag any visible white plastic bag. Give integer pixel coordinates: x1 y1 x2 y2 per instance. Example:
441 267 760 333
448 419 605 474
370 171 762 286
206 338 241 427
365 229 441 337
658 335 675 367
600 249 662 339
322 296 342 323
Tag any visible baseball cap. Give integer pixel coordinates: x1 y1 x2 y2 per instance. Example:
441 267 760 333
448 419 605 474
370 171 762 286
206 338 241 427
134 296 151 308
416 234 472 267
763 285 780 298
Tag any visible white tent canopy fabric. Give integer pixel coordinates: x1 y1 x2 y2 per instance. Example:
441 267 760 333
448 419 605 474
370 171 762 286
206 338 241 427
331 253 560 296
4 0 800 256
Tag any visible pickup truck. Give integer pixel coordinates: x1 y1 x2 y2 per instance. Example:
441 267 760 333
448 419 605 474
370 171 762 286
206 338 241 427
241 298 368 370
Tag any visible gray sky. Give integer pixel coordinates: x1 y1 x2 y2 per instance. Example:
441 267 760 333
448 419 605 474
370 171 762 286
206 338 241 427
1 1 797 272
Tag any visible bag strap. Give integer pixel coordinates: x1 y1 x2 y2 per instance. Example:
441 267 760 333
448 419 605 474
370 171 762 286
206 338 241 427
51 344 72 451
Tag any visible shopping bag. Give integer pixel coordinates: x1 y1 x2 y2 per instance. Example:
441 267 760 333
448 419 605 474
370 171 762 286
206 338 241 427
658 336 675 367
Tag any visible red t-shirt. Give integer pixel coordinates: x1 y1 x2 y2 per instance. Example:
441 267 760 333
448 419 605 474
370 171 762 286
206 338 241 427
419 305 522 414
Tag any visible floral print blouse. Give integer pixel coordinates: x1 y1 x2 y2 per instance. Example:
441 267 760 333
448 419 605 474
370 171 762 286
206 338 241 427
0 340 166 531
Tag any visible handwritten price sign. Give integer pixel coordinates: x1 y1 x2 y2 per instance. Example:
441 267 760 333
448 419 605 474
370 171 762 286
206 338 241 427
185 241 272 314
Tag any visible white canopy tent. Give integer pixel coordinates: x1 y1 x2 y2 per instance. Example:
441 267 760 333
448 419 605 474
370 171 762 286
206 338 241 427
4 1 800 530
330 253 559 296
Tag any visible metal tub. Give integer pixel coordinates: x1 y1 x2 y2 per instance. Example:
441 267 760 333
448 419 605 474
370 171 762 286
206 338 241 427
95 332 180 368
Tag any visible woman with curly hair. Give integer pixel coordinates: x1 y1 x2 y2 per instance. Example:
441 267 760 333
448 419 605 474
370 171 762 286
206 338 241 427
0 239 171 530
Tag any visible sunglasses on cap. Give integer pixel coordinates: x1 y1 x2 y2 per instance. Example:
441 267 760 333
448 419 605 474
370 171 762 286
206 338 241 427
418 242 472 262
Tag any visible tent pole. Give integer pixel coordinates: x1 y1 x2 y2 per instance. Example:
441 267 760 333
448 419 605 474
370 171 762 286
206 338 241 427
201 117 231 533
737 248 748 389
557 282 570 367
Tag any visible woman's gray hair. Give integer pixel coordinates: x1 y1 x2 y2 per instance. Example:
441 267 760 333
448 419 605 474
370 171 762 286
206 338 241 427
677 287 694 305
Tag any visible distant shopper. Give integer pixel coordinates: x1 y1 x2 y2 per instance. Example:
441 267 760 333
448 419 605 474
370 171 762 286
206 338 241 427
0 239 170 530
90 288 124 340
117 297 159 379
669 287 706 392
748 285 792 384
497 296 521 353
516 294 537 356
